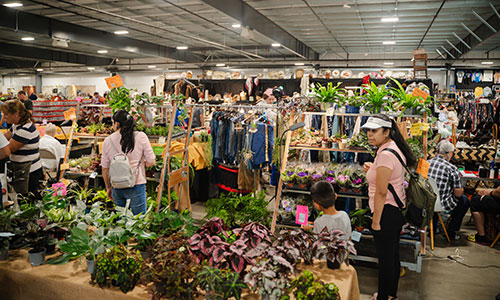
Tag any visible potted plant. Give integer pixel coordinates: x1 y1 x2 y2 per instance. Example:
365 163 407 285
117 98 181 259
336 174 351 193
312 82 345 108
28 246 46 266
362 82 390 113
296 171 310 190
286 270 340 300
338 135 348 150
91 245 143 293
310 173 323 183
349 208 371 232
312 229 357 269
389 78 420 115
281 171 296 188
346 93 364 113
195 266 246 300
244 257 293 300
142 233 201 299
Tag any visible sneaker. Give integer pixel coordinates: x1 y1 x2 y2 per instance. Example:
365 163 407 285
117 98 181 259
467 233 489 245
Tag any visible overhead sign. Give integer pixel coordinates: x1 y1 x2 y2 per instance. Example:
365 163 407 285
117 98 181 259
105 75 124 89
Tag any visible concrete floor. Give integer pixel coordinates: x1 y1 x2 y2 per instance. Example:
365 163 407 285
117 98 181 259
190 201 500 300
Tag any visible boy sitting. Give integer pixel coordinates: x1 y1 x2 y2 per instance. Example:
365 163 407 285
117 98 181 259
309 181 352 240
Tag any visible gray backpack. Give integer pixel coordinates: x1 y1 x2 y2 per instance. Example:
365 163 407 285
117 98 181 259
109 138 141 189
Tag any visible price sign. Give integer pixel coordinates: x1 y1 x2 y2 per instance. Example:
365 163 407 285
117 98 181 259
295 205 309 225
351 231 362 242
60 163 69 170
158 136 166 144
410 123 423 136
416 158 430 178
89 172 98 179
411 88 429 100
63 108 76 121
105 75 124 89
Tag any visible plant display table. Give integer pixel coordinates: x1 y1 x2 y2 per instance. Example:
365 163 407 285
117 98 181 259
0 251 360 300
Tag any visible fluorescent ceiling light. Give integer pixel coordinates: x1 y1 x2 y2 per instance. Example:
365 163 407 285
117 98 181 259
21 37 34 41
36 68 43 72
383 41 396 45
148 65 156 68
114 30 129 35
232 23 241 28
271 43 281 47
87 67 95 70
481 61 493 65
97 50 108 54
384 62 394 65
295 62 305 66
3 2 23 7
176 46 188 50
216 63 225 67
381 17 399 22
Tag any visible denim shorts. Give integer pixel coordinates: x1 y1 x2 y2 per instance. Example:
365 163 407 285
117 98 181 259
112 184 147 215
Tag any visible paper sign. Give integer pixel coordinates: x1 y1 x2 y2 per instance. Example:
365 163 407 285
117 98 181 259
51 182 67 196
411 88 429 100
295 205 309 225
351 231 362 242
326 107 335 116
63 108 76 120
410 123 423 136
158 136 166 144
62 179 70 186
60 163 69 170
89 172 98 179
105 75 124 89
416 158 430 178
420 123 430 132
75 97 82 102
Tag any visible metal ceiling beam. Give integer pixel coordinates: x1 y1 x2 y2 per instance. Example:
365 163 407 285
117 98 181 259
449 8 500 59
0 59 38 69
0 43 113 66
200 0 318 60
417 0 446 49
0 6 202 63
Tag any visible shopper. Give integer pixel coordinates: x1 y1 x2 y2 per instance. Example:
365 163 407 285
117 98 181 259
428 140 469 240
16 91 33 114
0 132 11 209
40 123 65 169
309 181 352 239
101 110 156 215
468 188 500 244
0 100 43 197
362 115 416 300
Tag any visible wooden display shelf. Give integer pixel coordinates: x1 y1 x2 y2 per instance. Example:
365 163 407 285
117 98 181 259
289 146 369 153
282 188 369 199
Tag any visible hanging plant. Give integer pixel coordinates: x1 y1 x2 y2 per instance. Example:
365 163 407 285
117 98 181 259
312 82 345 105
108 87 132 112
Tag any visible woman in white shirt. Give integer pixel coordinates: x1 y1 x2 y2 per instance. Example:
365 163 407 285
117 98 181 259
40 123 65 170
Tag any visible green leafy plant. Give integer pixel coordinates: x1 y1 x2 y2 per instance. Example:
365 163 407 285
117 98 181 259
349 208 371 230
48 226 105 264
108 87 132 112
205 192 271 227
313 82 345 105
91 245 143 293
244 256 294 300
141 233 201 300
286 270 340 300
195 266 246 300
389 78 421 115
362 82 390 113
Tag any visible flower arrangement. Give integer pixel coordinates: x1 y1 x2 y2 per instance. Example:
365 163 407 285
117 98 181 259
282 171 296 187
336 174 351 190
296 171 310 189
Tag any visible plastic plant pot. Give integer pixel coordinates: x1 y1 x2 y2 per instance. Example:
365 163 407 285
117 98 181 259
28 248 46 266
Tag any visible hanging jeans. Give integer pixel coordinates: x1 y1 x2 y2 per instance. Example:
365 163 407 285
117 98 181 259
250 123 274 169
112 184 147 215
372 204 405 300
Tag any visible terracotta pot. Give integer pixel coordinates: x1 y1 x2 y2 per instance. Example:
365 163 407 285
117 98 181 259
340 187 349 193
298 184 307 190
286 182 294 188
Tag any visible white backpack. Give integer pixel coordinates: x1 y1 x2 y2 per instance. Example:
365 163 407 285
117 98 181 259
108 138 141 189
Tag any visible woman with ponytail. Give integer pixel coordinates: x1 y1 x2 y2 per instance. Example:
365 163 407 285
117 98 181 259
361 115 416 300
0 100 42 197
102 110 156 215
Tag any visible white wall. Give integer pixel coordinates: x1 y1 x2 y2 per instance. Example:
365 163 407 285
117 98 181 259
1 75 36 94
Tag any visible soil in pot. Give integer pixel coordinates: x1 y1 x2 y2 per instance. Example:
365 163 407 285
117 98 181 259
28 247 46 266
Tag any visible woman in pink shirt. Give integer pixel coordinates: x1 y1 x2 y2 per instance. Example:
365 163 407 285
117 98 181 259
362 115 416 300
102 110 156 215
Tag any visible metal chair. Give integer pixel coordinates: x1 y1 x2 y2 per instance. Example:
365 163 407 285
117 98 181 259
39 148 60 180
428 177 451 251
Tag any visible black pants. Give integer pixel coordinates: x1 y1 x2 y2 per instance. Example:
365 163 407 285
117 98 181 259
26 168 43 200
373 204 405 300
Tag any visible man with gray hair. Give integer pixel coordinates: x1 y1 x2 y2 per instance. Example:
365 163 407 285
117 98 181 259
428 140 469 240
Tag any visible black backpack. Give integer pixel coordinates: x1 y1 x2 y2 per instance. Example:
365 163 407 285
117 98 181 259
383 149 437 228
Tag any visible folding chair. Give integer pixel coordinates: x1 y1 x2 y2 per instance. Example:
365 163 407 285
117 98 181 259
428 177 451 251
39 148 60 181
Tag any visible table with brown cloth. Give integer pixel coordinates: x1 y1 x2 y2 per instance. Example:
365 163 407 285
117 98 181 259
0 251 360 300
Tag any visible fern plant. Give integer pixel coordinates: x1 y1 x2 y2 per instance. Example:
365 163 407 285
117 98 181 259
313 82 345 106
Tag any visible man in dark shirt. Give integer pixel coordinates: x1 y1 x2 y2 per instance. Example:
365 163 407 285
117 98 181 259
17 91 33 114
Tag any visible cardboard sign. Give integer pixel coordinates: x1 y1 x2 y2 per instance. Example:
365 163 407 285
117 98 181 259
105 75 124 89
411 88 429 100
63 107 76 120
295 205 309 225
51 182 67 196
416 158 430 178
60 163 70 170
